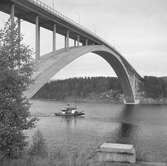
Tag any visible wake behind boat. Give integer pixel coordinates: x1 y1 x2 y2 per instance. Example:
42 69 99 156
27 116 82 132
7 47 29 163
54 104 85 117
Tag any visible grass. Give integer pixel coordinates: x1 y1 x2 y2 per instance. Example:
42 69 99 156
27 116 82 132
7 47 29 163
0 130 94 166
0 150 93 166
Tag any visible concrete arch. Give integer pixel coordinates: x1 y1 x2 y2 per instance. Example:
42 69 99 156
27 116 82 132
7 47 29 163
24 45 136 103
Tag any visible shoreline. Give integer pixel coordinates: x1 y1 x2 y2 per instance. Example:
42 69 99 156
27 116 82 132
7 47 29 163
31 98 121 104
32 97 167 104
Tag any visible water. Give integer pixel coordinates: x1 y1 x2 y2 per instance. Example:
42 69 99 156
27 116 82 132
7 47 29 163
28 100 167 162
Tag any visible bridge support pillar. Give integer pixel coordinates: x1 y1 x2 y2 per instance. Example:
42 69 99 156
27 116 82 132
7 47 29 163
53 24 56 52
65 30 70 48
64 36 66 48
18 18 21 42
74 40 77 47
11 4 15 27
35 16 40 61
77 35 80 46
85 39 88 46
18 18 21 67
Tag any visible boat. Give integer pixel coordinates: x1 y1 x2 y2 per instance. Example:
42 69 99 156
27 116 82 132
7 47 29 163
54 104 85 117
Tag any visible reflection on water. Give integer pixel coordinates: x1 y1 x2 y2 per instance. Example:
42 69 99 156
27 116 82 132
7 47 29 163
59 116 84 128
61 117 77 127
29 100 167 162
118 122 135 140
117 105 136 140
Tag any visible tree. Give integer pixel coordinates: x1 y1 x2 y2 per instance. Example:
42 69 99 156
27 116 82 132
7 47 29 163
0 19 36 159
143 76 162 98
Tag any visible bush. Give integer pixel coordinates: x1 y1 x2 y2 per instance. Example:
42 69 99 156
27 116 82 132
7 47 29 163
28 130 48 158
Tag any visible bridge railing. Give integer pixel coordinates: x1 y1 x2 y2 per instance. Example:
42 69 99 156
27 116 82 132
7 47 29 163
26 0 106 43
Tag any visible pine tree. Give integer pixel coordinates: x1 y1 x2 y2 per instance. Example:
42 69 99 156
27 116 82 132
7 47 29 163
0 19 36 159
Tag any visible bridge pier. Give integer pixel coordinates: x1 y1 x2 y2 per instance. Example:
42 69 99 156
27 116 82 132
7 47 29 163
65 30 70 49
10 4 15 28
123 99 139 105
18 18 21 43
35 16 40 61
53 24 56 52
77 35 80 46
74 40 77 47
123 73 140 104
18 18 21 67
11 4 21 67
85 39 88 46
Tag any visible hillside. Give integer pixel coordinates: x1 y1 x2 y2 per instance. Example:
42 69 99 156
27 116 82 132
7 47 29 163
33 76 167 103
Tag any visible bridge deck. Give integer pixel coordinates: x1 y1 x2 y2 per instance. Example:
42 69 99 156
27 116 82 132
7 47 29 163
0 0 101 44
0 0 142 81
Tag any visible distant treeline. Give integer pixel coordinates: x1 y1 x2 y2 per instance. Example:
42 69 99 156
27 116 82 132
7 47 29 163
33 77 122 100
142 76 167 98
33 76 167 100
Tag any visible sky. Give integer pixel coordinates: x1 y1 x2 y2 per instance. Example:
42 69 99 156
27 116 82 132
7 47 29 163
0 0 167 79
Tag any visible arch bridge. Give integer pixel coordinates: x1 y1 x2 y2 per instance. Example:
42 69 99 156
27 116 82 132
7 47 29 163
0 0 143 104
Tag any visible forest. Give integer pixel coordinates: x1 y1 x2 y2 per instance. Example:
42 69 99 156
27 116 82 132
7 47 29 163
33 77 121 100
33 76 167 100
143 76 167 98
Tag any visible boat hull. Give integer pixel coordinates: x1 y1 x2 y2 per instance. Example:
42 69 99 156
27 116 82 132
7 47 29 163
54 112 85 117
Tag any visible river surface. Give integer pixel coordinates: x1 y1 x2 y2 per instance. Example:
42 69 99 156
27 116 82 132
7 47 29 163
28 100 167 162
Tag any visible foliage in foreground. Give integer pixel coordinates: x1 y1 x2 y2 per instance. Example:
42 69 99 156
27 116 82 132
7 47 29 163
28 130 48 157
0 150 92 166
0 130 92 166
0 19 36 159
